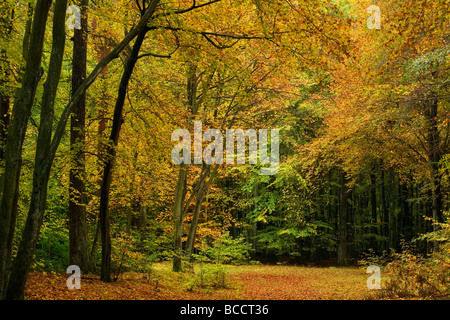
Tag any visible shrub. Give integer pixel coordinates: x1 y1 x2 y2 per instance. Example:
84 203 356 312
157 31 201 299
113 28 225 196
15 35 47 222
33 221 69 272
184 232 252 290
111 232 157 279
357 248 395 269
378 248 450 299
198 232 252 265
376 236 450 299
185 263 228 290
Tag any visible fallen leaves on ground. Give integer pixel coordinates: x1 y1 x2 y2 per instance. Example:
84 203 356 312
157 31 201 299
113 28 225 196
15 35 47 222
24 264 371 300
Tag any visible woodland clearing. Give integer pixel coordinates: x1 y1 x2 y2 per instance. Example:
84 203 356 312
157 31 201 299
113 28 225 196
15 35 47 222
24 263 370 300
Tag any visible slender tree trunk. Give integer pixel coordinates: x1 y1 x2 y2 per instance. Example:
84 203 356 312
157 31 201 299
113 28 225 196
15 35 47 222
90 25 109 269
0 2 13 273
4 0 159 296
425 96 443 252
380 168 388 252
126 151 138 235
370 170 377 252
86 1 160 268
1 7 34 277
139 205 147 243
0 0 12 162
172 65 200 272
69 0 92 272
0 0 52 299
95 40 109 195
173 164 188 272
388 171 396 249
252 183 258 252
90 220 101 267
185 165 216 260
5 0 67 299
186 193 203 260
399 182 412 241
99 27 148 282
338 170 351 266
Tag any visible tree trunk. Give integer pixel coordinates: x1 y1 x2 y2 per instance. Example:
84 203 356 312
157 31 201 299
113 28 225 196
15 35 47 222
0 2 14 288
0 0 159 298
90 220 101 267
172 65 200 272
0 0 12 162
338 170 352 266
185 165 216 260
69 0 92 272
388 170 396 250
99 27 148 282
399 182 412 242
370 170 377 252
5 0 67 299
0 0 52 299
94 38 109 197
90 23 109 268
139 205 147 243
3 0 160 297
425 96 443 252
380 168 388 252
172 164 188 272
126 151 138 235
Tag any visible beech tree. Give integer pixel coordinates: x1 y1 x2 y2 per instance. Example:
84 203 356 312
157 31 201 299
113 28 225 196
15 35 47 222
0 0 161 299
69 0 92 272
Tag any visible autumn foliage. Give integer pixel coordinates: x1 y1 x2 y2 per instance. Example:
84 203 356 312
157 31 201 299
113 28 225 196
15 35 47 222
0 0 448 300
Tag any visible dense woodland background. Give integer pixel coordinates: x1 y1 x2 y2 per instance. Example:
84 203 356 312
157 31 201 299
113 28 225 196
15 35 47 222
0 0 449 300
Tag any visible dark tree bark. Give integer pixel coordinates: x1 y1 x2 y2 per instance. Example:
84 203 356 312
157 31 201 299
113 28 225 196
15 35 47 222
5 0 67 299
1 0 160 298
380 168 389 251
99 27 148 282
370 170 378 251
0 0 13 162
399 182 412 242
69 0 92 272
87 1 161 267
172 164 188 272
90 32 109 266
0 3 14 287
425 96 443 252
0 0 52 299
337 170 352 266
388 171 397 250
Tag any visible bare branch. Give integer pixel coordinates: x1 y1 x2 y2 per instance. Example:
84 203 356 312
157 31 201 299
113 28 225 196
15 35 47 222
137 42 180 59
151 0 222 20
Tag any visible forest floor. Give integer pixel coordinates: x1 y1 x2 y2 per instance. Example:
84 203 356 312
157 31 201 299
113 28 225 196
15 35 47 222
24 263 373 300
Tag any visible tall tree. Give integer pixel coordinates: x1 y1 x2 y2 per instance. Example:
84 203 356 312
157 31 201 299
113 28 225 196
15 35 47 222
337 170 352 265
98 11 151 282
6 0 68 299
0 0 52 299
69 0 92 272
0 0 12 162
1 0 161 299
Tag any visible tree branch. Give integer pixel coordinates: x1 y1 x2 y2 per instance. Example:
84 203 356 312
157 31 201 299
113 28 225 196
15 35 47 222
151 0 222 20
50 0 161 157
137 42 179 59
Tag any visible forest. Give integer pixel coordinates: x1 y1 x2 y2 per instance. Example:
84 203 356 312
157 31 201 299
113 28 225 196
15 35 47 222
0 0 449 301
